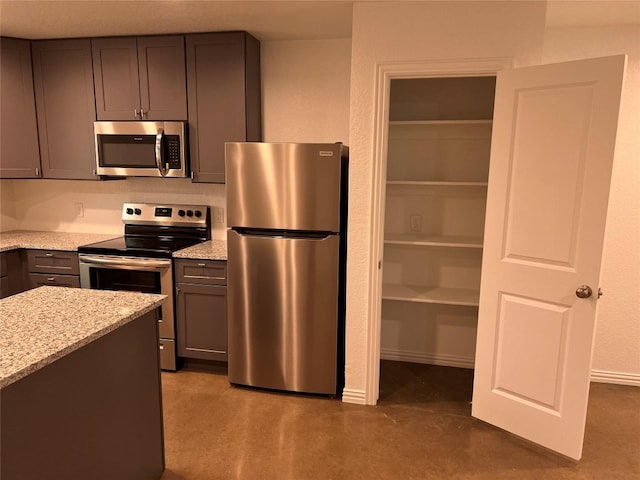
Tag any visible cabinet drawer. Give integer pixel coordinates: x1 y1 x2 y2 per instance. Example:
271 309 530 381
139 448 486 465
29 273 80 289
174 259 226 285
159 338 177 372
27 250 79 275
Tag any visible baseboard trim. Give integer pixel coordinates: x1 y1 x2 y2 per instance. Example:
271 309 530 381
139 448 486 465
341 388 368 405
367 353 639 397
590 369 640 387
380 348 475 369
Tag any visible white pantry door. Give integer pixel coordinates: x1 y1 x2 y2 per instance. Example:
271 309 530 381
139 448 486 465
472 55 626 460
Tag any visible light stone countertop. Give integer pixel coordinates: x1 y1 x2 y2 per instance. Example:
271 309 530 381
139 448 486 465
0 230 119 252
173 239 228 261
0 286 166 389
0 230 228 261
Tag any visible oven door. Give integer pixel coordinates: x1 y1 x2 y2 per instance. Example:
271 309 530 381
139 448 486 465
78 254 176 370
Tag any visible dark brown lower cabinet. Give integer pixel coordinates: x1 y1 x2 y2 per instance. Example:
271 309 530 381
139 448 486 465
0 250 28 298
27 250 80 289
1 310 164 480
175 259 227 361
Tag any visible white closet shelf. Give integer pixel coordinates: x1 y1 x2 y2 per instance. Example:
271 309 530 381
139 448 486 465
389 119 492 126
382 284 480 307
387 180 488 187
384 233 483 248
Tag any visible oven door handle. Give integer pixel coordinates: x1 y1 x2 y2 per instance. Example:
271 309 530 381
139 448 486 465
79 255 171 271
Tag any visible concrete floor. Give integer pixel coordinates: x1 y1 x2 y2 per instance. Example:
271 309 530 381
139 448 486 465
160 361 639 479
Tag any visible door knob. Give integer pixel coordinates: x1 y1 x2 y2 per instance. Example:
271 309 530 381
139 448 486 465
576 285 593 298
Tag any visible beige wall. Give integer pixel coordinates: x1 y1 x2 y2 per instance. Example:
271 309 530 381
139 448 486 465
0 181 18 231
4 178 227 238
262 38 351 143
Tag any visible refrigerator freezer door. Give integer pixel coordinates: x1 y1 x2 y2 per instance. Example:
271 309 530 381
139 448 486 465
227 229 340 395
226 142 345 232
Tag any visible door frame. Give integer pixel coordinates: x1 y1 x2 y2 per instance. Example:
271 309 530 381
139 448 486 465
365 57 514 405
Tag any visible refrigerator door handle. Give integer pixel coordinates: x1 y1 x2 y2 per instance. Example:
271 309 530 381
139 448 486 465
232 228 335 240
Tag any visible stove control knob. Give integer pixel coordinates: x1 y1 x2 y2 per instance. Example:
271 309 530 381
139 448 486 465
194 210 202 218
126 208 134 215
186 210 194 217
134 208 142 215
178 209 186 217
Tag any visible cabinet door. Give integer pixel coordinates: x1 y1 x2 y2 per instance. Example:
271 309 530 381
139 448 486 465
92 37 140 120
176 282 227 361
137 36 187 120
32 39 98 180
186 32 262 183
0 37 41 178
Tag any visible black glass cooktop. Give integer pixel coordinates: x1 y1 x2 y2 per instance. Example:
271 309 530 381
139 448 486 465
78 235 203 258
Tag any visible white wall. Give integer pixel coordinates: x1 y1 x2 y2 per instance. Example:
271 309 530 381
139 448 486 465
542 24 640 382
0 37 352 239
345 0 548 404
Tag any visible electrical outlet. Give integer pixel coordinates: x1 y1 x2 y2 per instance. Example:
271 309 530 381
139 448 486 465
74 202 84 218
410 214 422 232
213 207 225 224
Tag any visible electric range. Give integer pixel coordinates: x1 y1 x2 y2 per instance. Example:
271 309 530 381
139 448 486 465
78 202 211 370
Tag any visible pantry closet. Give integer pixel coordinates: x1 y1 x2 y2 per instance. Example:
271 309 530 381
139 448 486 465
380 76 496 369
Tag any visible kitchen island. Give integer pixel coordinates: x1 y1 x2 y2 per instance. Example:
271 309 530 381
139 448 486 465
0 286 167 480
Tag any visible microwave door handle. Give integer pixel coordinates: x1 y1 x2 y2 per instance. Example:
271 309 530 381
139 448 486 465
155 127 168 177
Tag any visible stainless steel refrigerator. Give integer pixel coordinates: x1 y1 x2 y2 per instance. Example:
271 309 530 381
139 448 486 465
225 142 348 396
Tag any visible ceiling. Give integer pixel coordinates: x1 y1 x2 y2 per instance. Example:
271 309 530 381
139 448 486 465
0 1 638 42
0 1 355 41
546 0 640 28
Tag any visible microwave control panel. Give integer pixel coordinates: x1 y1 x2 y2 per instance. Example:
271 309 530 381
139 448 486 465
165 136 182 169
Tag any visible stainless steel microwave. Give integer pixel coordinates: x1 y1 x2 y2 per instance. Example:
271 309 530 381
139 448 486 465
94 121 188 178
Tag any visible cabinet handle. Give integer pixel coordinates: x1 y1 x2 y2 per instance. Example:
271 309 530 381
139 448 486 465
35 167 40 176
140 108 146 118
197 263 206 267
47 277 55 282
45 253 54 257
134 108 140 119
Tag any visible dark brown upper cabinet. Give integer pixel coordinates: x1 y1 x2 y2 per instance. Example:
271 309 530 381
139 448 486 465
92 35 187 121
186 32 262 183
32 39 99 180
0 37 41 178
